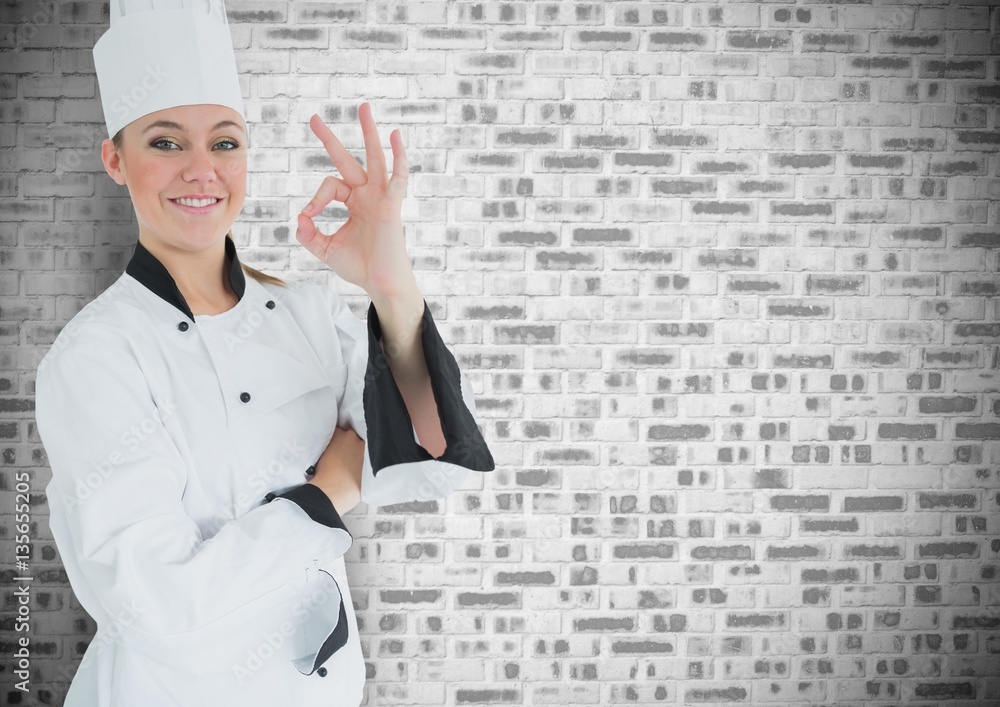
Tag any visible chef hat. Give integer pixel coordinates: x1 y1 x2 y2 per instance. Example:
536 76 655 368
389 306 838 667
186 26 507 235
93 0 246 141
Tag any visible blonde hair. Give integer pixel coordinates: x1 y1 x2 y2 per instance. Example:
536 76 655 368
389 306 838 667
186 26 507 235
112 126 288 290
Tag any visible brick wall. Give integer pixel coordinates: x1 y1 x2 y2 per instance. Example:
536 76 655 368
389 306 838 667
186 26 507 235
4 0 999 705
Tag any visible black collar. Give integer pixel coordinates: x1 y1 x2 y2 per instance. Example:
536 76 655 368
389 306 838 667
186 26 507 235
125 234 246 323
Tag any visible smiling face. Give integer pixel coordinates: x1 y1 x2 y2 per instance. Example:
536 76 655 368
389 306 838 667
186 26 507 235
101 104 248 253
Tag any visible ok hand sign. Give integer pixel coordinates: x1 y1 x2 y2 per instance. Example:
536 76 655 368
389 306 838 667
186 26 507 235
295 102 416 301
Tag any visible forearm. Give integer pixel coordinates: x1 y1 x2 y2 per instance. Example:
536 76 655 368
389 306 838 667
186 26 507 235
369 284 447 458
307 470 361 515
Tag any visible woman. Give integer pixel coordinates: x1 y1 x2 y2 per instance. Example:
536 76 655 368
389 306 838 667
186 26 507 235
34 2 494 705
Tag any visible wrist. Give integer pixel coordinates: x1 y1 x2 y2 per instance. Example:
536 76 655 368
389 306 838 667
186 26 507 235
307 478 360 515
367 276 421 311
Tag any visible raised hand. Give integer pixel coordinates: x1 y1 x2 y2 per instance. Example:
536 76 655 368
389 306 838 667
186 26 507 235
295 102 417 301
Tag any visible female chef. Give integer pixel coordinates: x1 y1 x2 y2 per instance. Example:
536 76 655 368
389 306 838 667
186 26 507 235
33 0 494 705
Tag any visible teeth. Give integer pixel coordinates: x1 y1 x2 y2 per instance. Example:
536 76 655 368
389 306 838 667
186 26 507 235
173 197 220 207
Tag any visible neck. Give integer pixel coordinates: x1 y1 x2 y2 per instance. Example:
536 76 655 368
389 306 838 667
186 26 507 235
137 232 236 313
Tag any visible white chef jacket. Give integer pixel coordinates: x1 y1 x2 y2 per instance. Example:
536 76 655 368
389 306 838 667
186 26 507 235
34 234 495 707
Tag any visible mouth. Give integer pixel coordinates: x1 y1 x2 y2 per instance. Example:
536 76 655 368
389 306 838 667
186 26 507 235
169 197 224 214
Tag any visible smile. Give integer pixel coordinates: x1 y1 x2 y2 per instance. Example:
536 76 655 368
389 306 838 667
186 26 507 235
170 197 223 214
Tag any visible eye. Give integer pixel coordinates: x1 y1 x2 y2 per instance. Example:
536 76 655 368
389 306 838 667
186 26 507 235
150 138 178 150
150 138 242 151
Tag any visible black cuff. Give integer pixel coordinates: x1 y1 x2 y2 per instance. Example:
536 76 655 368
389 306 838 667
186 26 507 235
265 486 352 676
308 569 350 674
268 483 349 532
364 299 495 477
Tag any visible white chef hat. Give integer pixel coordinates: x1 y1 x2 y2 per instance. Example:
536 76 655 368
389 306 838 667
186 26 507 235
93 0 246 141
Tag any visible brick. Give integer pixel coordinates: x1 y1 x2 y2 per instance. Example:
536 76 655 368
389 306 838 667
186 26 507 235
13 4 1000 701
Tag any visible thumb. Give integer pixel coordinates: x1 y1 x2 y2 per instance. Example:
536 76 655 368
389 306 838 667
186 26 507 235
295 212 321 251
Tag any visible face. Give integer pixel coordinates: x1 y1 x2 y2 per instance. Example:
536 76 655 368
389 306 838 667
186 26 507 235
101 104 247 253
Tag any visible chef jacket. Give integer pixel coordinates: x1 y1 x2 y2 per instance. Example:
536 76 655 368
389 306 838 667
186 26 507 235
34 234 495 707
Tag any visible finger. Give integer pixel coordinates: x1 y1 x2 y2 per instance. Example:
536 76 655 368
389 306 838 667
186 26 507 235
308 114 367 187
294 209 326 255
359 102 387 187
387 129 409 202
300 174 352 218
295 209 352 260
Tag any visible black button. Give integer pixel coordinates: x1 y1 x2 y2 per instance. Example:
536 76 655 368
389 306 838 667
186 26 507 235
316 667 327 677
264 492 276 503
305 465 316 476
240 392 251 403
178 321 189 332
266 300 275 309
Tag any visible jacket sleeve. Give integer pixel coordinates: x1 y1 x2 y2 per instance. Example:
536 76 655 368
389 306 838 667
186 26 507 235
319 288 495 508
35 329 352 677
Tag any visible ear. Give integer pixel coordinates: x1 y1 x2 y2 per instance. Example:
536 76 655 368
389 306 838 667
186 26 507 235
101 138 127 186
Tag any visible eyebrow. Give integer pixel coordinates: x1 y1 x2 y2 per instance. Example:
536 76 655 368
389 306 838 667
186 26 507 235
141 119 245 136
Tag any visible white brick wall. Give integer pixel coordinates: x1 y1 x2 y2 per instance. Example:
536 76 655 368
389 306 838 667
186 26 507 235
5 0 1000 704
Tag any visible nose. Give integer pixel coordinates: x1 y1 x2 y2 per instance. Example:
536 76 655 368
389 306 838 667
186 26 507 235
182 145 230 185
